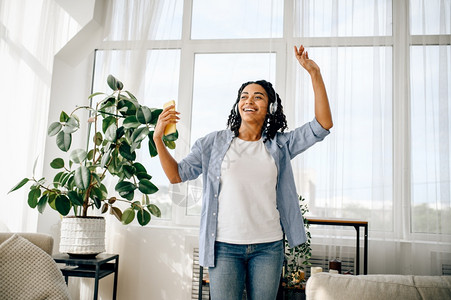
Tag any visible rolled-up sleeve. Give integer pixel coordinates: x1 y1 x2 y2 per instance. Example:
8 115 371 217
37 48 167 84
178 139 203 182
287 117 330 159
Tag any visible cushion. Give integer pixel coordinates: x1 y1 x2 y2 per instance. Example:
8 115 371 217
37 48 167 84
306 273 451 300
0 232 54 255
0 234 70 300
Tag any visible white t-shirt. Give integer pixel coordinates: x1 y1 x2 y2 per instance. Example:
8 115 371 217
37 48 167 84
216 137 283 244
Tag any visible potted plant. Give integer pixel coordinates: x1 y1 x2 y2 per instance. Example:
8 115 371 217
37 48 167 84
283 195 312 288
9 74 178 256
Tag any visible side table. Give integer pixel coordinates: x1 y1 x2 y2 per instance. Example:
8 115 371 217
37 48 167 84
306 217 368 275
53 253 119 300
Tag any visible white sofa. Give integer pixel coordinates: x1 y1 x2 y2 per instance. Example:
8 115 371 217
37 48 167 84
306 272 451 300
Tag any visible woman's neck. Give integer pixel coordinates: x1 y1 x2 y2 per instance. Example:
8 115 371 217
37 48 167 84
238 123 263 141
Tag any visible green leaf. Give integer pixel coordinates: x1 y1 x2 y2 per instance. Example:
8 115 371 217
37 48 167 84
137 209 151 226
163 130 179 142
136 172 152 180
164 140 176 150
8 178 29 193
28 188 41 208
123 116 140 129
116 80 123 90
56 131 72 152
87 149 94 160
53 172 64 188
90 186 106 203
93 196 102 209
74 165 91 190
138 179 159 195
93 132 103 146
122 164 135 179
48 193 57 210
105 123 118 142
125 91 138 102
131 127 150 144
102 116 116 134
148 133 158 157
111 206 122 221
37 194 48 214
136 106 153 124
107 74 118 91
147 204 161 218
119 142 136 161
63 117 79 134
116 126 125 140
115 181 136 194
55 194 71 216
88 91 105 99
67 191 84 206
70 149 87 164
120 190 135 201
121 208 135 225
118 100 137 116
99 97 116 111
50 158 65 169
149 108 163 125
133 162 147 173
60 111 70 122
48 122 62 136
59 172 72 187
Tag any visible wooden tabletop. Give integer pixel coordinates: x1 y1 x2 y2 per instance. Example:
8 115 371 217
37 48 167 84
305 217 368 225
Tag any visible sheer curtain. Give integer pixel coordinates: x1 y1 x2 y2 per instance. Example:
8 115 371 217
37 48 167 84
0 0 80 232
292 0 451 275
91 0 182 224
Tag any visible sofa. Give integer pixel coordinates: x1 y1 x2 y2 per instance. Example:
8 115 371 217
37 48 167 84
306 272 451 300
0 232 70 300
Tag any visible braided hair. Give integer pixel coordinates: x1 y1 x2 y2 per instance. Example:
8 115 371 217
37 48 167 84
226 80 288 142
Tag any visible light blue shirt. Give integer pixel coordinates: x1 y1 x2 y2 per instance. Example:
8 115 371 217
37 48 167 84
178 118 330 267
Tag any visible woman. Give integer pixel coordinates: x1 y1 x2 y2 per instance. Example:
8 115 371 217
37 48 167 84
153 45 333 300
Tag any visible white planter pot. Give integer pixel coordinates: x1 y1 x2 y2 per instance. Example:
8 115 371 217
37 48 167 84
59 217 105 257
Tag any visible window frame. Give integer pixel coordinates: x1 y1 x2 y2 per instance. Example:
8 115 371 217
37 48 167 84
93 0 451 243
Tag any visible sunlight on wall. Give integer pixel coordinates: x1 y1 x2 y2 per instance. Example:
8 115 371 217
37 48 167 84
0 0 80 231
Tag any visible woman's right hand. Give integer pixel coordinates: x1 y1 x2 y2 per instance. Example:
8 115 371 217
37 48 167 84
153 104 180 141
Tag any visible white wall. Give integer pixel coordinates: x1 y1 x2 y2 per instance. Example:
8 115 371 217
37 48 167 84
34 1 202 299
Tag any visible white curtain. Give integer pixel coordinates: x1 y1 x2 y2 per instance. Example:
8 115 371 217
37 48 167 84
293 0 451 275
0 0 80 232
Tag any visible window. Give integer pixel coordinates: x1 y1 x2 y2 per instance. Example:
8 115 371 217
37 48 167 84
191 0 283 39
409 0 451 235
94 0 451 241
186 53 276 215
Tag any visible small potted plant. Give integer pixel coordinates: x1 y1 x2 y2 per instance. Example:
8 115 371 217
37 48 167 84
9 75 178 256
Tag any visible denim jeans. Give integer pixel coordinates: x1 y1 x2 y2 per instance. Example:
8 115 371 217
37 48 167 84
208 240 284 300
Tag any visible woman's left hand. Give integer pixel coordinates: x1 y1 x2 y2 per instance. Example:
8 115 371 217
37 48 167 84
294 45 320 76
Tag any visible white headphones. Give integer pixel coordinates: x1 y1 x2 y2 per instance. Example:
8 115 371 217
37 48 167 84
269 100 278 115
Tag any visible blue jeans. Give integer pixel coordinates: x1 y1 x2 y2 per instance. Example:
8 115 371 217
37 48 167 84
208 240 284 300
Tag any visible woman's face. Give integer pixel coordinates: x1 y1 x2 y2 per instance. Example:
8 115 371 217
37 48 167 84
238 83 269 127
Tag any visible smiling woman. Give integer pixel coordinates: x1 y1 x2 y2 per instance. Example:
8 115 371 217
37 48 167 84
153 45 332 299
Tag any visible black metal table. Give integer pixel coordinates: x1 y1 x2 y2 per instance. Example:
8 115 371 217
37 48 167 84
53 253 119 300
306 217 368 275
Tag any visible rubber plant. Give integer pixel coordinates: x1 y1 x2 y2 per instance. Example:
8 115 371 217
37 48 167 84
283 195 312 286
9 75 178 226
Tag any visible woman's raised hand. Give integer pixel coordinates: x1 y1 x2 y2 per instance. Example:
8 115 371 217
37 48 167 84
154 104 180 141
294 45 320 76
